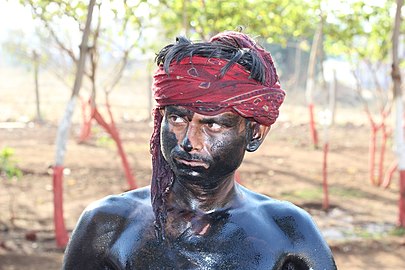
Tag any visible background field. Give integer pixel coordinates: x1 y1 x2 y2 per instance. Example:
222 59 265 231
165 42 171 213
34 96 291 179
1 66 405 269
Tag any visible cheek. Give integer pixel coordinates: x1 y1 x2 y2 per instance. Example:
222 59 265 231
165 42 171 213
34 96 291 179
210 133 246 159
210 140 226 153
160 123 179 159
209 134 246 176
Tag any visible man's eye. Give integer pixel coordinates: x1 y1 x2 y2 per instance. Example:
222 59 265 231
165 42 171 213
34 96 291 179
207 122 222 131
169 115 186 124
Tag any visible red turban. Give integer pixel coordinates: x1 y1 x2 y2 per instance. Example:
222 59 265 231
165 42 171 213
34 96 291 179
152 56 285 126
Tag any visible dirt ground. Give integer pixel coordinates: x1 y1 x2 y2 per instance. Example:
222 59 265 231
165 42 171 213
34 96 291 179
1 67 405 269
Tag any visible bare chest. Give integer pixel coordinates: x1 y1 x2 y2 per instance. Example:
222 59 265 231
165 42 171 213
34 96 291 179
106 220 280 269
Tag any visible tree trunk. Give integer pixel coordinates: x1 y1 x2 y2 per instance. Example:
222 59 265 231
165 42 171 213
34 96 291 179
329 70 337 125
52 0 96 248
369 124 377 185
394 97 405 226
305 18 323 148
93 104 137 190
392 0 404 227
308 103 318 148
78 97 94 142
322 142 329 210
382 161 398 189
33 50 42 123
377 122 388 185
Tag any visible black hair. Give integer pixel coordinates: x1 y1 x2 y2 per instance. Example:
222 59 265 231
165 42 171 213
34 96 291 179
155 36 268 84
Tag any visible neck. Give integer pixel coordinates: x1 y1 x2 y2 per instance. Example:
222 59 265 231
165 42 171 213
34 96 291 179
169 173 238 213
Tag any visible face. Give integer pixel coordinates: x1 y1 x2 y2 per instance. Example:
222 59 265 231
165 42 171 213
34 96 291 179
160 106 249 185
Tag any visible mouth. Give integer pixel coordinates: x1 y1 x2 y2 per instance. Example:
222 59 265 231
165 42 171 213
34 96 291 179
174 158 210 169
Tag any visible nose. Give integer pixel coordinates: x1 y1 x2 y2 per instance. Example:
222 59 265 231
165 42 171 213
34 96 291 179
180 124 203 152
181 137 193 152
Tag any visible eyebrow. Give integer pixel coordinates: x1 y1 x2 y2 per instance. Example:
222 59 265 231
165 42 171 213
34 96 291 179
165 106 193 116
165 106 241 126
199 114 241 126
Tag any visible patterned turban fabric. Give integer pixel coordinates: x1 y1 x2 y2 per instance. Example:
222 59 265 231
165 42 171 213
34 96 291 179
149 31 285 241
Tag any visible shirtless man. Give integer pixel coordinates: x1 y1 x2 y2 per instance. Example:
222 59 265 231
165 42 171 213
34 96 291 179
63 31 337 270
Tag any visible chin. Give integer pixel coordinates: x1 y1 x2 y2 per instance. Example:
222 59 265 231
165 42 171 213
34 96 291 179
172 165 208 180
178 168 205 178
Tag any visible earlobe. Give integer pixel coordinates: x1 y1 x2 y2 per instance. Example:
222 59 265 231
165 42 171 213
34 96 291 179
246 123 270 152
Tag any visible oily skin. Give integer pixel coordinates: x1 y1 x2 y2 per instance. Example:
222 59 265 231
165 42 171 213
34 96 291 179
62 105 337 269
160 105 264 213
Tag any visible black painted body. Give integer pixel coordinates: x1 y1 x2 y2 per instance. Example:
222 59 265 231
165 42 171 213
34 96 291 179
63 107 336 269
63 186 336 269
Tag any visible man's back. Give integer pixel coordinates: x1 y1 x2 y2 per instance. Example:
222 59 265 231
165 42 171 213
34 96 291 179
63 185 335 269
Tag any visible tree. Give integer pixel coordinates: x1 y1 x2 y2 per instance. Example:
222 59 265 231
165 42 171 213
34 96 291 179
2 30 46 123
305 14 323 149
22 0 161 191
157 0 315 46
391 0 404 227
325 0 396 186
52 0 96 248
21 0 157 246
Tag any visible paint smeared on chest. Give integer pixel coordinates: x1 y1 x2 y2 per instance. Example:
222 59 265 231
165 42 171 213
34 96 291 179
131 223 263 269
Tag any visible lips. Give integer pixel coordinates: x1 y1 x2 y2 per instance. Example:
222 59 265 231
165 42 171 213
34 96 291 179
174 157 210 169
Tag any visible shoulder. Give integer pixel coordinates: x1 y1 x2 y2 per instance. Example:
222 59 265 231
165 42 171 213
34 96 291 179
238 184 315 228
84 185 152 217
63 186 153 269
237 185 337 269
73 185 153 237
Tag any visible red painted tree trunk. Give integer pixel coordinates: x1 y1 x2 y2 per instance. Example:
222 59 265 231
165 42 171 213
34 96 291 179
377 124 388 185
308 103 319 148
77 96 137 190
382 161 398 189
52 165 69 247
93 108 137 190
78 97 94 142
369 125 377 185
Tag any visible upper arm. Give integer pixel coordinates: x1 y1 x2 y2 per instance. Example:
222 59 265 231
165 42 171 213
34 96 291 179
62 197 129 270
62 208 108 269
295 208 336 269
272 203 337 270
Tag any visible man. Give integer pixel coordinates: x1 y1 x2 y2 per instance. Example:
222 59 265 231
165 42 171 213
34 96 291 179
63 31 337 269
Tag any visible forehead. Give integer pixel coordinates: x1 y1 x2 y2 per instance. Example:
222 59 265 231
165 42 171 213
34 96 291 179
164 105 242 120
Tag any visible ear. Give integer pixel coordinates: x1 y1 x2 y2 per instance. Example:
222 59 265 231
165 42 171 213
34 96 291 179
246 122 270 152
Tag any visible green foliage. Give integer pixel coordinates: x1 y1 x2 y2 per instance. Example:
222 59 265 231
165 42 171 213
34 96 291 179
388 226 405 236
96 134 114 148
157 0 396 64
0 147 23 180
157 0 316 46
324 0 395 62
18 0 155 91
